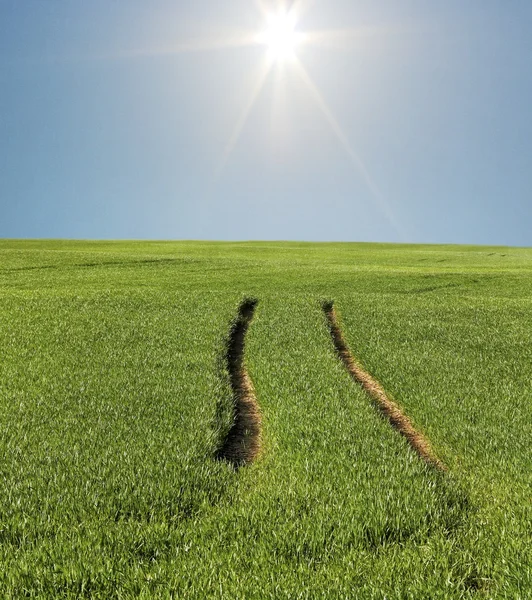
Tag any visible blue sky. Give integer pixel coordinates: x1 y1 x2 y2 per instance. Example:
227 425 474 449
1 0 531 244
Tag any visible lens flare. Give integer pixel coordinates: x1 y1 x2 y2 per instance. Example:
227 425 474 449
258 12 302 60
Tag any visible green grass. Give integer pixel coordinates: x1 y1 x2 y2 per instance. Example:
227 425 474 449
0 240 530 598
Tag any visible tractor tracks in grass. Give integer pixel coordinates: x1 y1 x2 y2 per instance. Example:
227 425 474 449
323 301 446 471
216 298 443 471
216 299 261 468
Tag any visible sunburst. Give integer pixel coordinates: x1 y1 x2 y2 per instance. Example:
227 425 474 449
125 1 401 233
256 10 304 61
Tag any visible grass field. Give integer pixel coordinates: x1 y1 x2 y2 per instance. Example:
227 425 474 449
0 240 531 599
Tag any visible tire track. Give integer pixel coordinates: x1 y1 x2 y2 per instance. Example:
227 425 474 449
216 299 261 468
323 301 446 471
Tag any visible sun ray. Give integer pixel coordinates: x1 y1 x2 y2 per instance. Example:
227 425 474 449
111 31 259 61
303 24 417 52
292 57 405 237
269 61 289 151
215 55 273 178
43 30 261 64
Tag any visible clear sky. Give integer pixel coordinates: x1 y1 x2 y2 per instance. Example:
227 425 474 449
1 1 531 245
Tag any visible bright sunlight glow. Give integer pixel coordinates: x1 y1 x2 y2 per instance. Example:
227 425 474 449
258 12 302 60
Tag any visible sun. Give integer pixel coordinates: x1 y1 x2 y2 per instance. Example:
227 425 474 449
258 12 302 61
